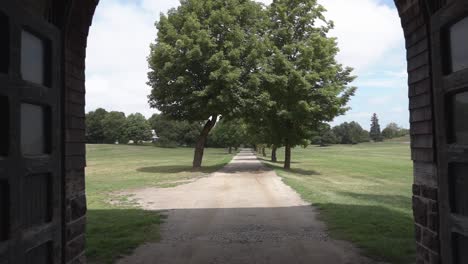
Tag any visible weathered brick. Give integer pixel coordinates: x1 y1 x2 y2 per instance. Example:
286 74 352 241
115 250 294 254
408 64 430 84
411 121 433 135
413 196 427 226
411 148 434 162
413 184 421 195
410 107 432 122
70 195 87 220
422 229 439 253
66 235 86 262
421 186 438 200
408 51 429 72
67 216 86 241
65 169 86 197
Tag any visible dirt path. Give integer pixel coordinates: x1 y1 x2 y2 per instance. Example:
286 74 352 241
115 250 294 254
117 149 377 264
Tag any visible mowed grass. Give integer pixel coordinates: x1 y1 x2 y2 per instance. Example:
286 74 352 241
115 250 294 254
86 144 235 264
261 141 415 263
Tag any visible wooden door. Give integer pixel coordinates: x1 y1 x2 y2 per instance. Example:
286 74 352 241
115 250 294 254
431 1 468 263
0 2 62 264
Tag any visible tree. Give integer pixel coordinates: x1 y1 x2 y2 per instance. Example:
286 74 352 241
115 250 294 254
149 114 202 147
85 108 108 143
209 118 247 153
382 122 409 139
102 111 128 144
262 0 356 169
310 124 338 146
333 122 369 144
321 131 339 146
370 113 383 142
148 0 266 168
125 113 152 144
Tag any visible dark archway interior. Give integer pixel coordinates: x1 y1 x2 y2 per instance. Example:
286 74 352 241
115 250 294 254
0 0 467 263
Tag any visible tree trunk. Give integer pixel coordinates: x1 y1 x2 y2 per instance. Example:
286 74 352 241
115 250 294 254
262 147 266 157
193 115 217 168
284 144 291 169
228 146 232 154
271 145 277 162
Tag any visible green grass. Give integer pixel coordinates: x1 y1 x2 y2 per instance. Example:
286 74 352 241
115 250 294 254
86 144 235 264
260 141 415 264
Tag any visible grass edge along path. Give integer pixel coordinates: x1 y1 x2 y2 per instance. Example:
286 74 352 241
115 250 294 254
259 142 415 264
85 144 236 264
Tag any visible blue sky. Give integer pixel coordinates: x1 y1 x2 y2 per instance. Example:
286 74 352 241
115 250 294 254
85 0 409 130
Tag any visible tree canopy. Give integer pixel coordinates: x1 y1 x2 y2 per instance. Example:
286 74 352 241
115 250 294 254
255 0 356 168
149 114 202 147
148 0 266 168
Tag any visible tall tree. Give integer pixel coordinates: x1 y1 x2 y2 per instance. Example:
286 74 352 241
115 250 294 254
370 113 383 142
148 0 266 168
332 122 369 144
102 111 128 144
85 108 108 143
263 0 356 169
210 118 247 153
125 113 152 144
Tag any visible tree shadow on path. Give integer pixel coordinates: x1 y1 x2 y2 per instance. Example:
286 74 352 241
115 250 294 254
137 164 225 174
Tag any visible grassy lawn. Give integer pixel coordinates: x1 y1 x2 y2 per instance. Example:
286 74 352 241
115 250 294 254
86 144 235 264
260 141 415 264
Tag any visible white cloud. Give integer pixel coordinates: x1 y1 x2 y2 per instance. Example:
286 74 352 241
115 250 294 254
86 1 159 117
85 0 407 123
321 0 404 74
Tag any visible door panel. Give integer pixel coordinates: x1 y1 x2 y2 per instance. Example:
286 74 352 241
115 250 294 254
431 2 468 263
0 2 62 264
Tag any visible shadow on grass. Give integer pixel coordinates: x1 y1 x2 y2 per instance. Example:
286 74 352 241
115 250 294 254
314 203 415 264
256 156 301 164
137 164 225 174
336 191 412 211
260 160 321 176
86 209 165 264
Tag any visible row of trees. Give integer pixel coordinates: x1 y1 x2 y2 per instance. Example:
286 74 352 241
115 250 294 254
311 117 409 146
147 0 356 169
86 108 152 144
87 108 408 157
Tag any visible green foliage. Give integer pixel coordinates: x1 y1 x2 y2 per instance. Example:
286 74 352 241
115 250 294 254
148 0 266 167
147 0 266 122
369 113 383 142
102 111 129 144
86 108 108 143
125 113 152 144
382 122 409 139
246 0 356 168
148 114 202 147
333 122 370 144
209 118 247 148
310 124 339 146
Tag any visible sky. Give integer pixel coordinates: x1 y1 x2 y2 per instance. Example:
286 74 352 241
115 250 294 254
85 0 409 129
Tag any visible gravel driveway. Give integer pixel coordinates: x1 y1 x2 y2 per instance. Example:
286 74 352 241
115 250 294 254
117 149 376 264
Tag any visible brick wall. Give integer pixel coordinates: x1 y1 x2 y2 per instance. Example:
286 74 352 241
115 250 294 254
394 0 442 263
63 1 98 263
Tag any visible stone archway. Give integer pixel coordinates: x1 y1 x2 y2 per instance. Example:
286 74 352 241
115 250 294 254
62 1 441 263
1 0 467 263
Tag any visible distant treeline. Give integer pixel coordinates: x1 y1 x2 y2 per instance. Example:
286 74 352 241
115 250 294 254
86 108 152 144
311 121 409 146
86 109 408 148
